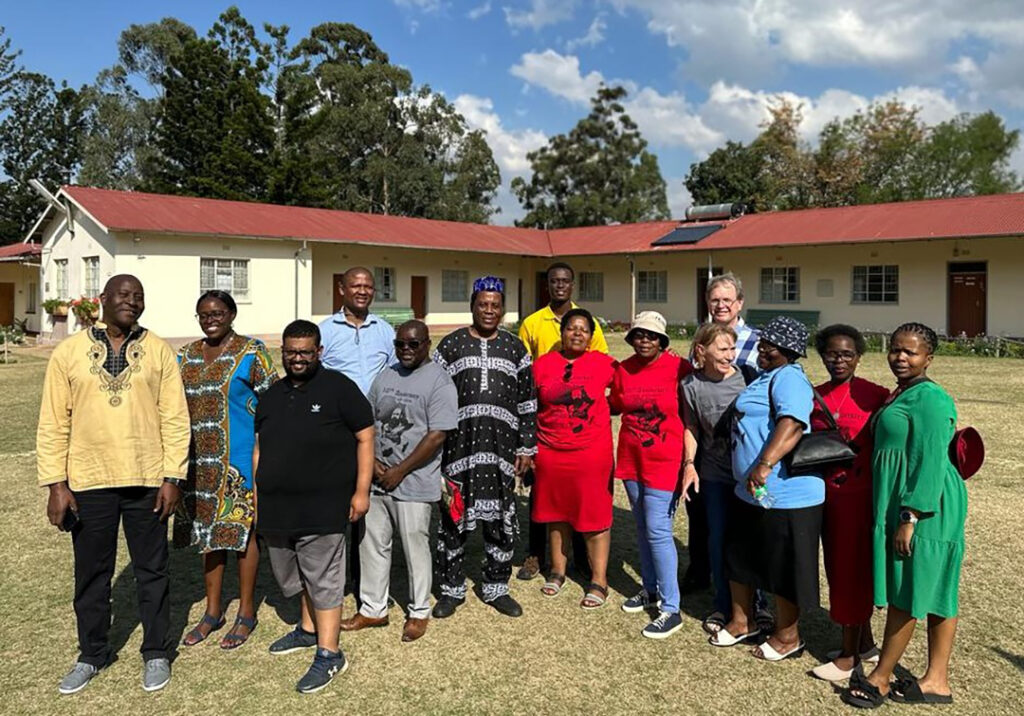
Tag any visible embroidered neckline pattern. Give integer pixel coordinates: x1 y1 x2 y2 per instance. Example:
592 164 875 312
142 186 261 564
87 330 147 406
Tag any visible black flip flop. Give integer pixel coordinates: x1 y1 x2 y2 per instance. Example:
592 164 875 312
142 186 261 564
890 677 954 705
841 670 887 709
702 611 727 635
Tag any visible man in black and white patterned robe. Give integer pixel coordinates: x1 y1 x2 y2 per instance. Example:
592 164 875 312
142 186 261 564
431 276 536 618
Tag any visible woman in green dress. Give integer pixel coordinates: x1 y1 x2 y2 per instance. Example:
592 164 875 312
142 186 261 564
843 323 966 708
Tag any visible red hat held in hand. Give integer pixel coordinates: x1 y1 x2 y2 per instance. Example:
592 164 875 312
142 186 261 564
950 426 984 480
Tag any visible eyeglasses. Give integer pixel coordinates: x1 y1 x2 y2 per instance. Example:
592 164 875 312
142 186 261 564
756 344 780 354
196 310 230 322
282 349 317 360
631 330 661 343
708 298 737 307
823 350 858 362
393 339 424 350
562 362 574 382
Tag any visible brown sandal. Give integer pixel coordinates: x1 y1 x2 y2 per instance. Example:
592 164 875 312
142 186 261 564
541 573 566 597
580 583 608 610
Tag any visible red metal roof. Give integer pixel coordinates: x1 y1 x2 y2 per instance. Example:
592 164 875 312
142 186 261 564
59 186 1024 257
0 242 42 259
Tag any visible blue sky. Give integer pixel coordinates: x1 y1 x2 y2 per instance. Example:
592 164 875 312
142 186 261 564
4 1 1024 223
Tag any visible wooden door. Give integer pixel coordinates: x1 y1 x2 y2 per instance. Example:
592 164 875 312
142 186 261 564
696 266 724 323
0 283 13 325
948 263 986 337
332 273 344 314
535 272 550 310
411 276 427 319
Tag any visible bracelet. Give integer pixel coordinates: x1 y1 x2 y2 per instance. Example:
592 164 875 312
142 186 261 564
683 459 695 467
757 459 773 469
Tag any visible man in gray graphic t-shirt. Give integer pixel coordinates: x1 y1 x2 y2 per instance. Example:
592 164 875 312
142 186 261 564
340 321 458 643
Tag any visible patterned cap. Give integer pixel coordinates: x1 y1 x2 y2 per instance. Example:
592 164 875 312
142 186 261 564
759 315 809 357
472 275 505 294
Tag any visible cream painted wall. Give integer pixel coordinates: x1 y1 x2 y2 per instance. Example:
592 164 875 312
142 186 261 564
40 209 116 335
310 243 527 326
0 263 41 332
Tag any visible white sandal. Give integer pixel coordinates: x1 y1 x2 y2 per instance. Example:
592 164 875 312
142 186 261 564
811 660 854 681
752 639 805 661
827 647 880 664
708 627 760 647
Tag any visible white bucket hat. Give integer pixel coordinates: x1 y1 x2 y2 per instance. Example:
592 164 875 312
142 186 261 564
626 311 669 349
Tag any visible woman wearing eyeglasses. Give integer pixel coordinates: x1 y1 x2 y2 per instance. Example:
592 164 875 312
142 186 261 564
809 325 889 682
611 311 692 638
175 290 278 648
531 308 617 609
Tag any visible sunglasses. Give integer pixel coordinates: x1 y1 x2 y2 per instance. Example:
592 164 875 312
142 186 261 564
562 362 574 382
393 339 425 350
631 329 661 343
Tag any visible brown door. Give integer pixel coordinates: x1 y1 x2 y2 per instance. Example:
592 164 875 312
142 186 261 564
0 283 13 325
535 272 550 310
332 273 344 314
696 266 724 323
948 263 986 337
411 276 427 319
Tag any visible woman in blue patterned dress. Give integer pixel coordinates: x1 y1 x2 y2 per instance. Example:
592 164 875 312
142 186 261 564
175 291 277 649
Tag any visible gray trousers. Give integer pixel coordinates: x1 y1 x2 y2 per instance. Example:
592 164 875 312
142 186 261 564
359 494 433 620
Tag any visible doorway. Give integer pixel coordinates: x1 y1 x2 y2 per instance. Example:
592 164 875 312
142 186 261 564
332 273 344 314
411 276 427 319
535 271 550 310
947 262 987 337
695 266 724 323
0 282 13 325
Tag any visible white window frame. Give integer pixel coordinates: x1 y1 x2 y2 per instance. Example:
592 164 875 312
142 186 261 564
200 258 250 303
578 271 604 302
760 267 800 304
637 270 667 303
374 266 397 302
442 269 469 302
26 282 37 313
851 265 899 305
54 259 69 300
83 256 101 297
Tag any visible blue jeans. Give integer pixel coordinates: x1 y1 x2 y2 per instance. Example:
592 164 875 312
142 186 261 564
623 480 680 614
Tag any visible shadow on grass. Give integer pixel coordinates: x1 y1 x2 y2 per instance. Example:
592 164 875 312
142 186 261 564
991 646 1024 672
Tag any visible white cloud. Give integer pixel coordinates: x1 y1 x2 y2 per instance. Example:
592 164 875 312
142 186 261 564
393 0 443 11
566 14 607 51
510 50 604 104
467 1 492 20
504 0 577 31
666 178 693 218
454 94 547 175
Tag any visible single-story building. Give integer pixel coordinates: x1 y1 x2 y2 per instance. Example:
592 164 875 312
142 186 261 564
17 185 1024 341
0 242 42 333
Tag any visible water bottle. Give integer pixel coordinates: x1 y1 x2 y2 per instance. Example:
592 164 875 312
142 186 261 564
753 484 776 509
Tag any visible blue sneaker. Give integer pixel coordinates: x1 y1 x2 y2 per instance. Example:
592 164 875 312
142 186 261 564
621 590 660 614
269 626 317 655
642 611 683 639
296 648 348 694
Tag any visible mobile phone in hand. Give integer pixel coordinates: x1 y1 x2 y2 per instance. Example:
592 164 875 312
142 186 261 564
60 508 80 532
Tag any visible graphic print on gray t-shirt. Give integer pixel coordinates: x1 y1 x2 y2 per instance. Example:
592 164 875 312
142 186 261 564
368 361 459 502
681 370 749 483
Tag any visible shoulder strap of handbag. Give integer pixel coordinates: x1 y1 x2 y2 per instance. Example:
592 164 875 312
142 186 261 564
767 368 839 431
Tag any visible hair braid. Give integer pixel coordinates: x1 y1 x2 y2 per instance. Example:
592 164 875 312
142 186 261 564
890 322 938 355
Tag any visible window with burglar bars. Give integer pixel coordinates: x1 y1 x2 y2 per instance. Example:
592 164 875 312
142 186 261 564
442 269 468 302
54 259 68 299
374 267 396 302
760 267 800 303
83 257 100 297
200 258 250 302
637 270 667 303
851 265 899 304
578 271 604 301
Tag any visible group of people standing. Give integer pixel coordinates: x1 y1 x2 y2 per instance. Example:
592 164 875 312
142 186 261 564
37 265 969 706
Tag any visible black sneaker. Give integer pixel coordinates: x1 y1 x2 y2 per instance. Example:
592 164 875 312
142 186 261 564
621 590 661 614
488 594 523 618
269 626 317 655
296 647 347 694
642 611 684 640
432 596 465 619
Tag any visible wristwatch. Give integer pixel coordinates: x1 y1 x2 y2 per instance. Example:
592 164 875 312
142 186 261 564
899 509 919 525
163 477 186 489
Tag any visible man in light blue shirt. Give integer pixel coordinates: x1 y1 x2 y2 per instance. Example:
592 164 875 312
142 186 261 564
319 267 396 396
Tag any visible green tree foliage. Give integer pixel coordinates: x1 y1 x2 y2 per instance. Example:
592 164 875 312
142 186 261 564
686 98 1020 212
116 17 196 89
512 85 669 228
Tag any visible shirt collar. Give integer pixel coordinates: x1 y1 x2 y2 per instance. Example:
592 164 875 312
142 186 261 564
332 310 379 328
91 323 145 342
543 302 578 321
281 364 323 392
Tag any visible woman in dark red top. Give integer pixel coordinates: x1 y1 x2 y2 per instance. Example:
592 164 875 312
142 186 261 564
810 324 890 682
532 308 617 609
611 311 692 639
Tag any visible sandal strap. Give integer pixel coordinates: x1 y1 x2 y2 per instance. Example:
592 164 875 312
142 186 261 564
201 612 225 627
233 614 258 629
586 582 609 597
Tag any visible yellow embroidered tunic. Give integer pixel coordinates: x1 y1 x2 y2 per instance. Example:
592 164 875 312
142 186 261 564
37 327 190 491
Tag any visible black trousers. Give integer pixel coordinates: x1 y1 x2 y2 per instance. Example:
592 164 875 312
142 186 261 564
683 485 710 583
527 489 590 575
71 487 170 666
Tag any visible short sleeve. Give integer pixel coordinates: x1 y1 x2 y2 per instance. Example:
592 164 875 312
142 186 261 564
250 341 279 397
338 377 375 433
428 371 459 432
680 376 698 428
518 319 535 357
589 322 609 354
770 365 812 430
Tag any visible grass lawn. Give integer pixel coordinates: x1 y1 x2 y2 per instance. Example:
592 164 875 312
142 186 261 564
1 334 1023 715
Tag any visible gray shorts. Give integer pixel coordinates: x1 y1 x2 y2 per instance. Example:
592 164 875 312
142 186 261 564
265 532 347 610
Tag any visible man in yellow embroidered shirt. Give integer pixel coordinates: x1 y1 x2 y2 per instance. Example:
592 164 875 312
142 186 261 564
37 275 190 696
516 262 607 580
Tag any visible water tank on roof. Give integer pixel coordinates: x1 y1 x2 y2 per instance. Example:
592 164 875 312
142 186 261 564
684 203 744 221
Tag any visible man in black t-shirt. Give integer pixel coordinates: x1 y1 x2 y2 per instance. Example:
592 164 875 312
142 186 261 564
254 320 374 694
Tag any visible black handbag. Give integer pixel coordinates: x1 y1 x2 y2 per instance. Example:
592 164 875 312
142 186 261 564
769 373 857 476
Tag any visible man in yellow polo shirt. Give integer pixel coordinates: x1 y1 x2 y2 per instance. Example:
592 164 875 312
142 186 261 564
516 262 607 580
37 275 190 695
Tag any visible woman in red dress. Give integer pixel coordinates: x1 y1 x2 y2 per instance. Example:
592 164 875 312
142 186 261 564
611 311 693 639
810 324 889 681
532 308 617 609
